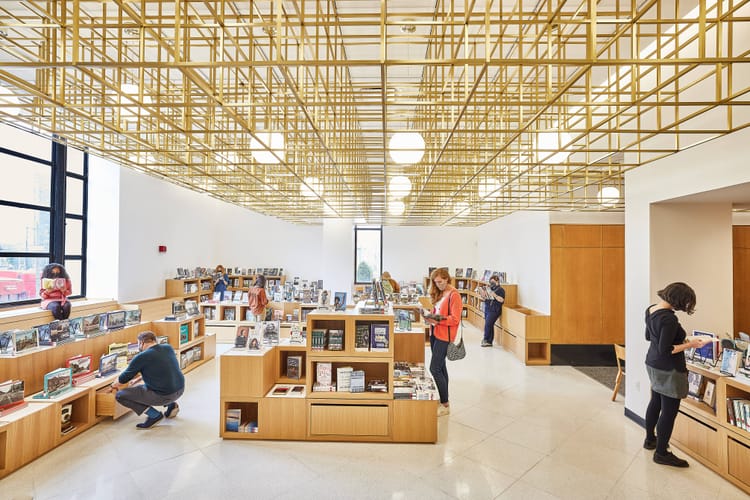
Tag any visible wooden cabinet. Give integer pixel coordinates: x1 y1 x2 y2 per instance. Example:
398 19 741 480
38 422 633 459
151 315 216 373
165 277 213 303
219 308 437 443
671 364 750 494
0 403 57 479
500 306 551 365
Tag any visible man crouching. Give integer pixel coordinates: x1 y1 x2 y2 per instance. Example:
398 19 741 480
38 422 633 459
113 331 185 429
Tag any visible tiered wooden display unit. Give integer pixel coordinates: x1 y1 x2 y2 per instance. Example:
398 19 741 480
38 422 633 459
165 276 214 303
219 308 438 443
0 300 216 479
671 363 750 494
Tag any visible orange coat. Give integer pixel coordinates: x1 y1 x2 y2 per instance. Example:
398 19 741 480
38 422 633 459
430 289 462 342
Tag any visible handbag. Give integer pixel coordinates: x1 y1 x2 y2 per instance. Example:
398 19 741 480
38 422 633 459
446 293 466 361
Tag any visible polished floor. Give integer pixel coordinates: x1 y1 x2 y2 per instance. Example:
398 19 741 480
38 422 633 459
3 323 747 500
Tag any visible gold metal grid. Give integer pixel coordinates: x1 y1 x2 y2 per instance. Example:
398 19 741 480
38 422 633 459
0 0 748 225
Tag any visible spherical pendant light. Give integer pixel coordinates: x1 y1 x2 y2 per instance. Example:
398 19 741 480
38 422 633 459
388 132 425 164
597 186 620 207
388 175 412 199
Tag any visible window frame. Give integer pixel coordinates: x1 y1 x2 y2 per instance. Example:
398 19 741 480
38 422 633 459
353 225 383 285
0 135 88 308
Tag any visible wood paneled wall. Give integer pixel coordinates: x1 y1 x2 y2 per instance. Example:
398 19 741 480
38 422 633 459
734 226 750 335
550 224 625 344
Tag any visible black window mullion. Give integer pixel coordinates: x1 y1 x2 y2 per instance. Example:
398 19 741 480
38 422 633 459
50 141 67 263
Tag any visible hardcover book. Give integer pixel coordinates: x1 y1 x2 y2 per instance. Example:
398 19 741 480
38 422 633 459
98 352 119 377
82 314 101 337
334 292 347 311
13 328 39 354
179 324 189 344
235 325 250 348
224 308 236 321
257 320 280 346
106 311 126 331
185 300 199 317
350 370 365 393
0 331 14 355
482 270 492 282
66 354 96 385
370 324 390 352
226 408 241 432
0 379 25 410
124 308 143 326
454 268 464 278
326 329 344 351
172 301 187 318
687 371 704 400
247 328 261 350
69 317 84 338
316 362 332 386
108 342 129 370
465 267 473 279
336 366 353 392
43 367 73 398
37 323 53 346
702 380 716 407
286 355 302 380
720 349 741 376
311 328 327 351
355 324 370 352
127 342 139 361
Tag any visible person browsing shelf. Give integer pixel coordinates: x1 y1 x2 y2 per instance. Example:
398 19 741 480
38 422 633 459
481 275 505 347
113 331 185 429
424 267 463 417
214 265 229 301
381 271 400 295
248 274 269 321
39 263 73 320
644 282 714 467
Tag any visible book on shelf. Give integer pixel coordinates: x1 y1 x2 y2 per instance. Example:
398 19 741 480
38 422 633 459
13 328 39 354
258 320 280 346
272 385 290 396
334 292 347 311
316 362 332 386
465 267 473 279
702 380 716 407
311 328 327 351
286 355 302 380
454 268 463 278
350 370 365 393
185 300 199 317
127 342 139 361
687 371 704 400
41 367 73 398
720 349 741 376
98 352 118 377
235 326 250 348
156 335 169 345
326 329 344 351
370 323 390 352
225 408 241 432
336 366 353 392
50 319 73 345
179 324 189 344
354 324 370 352
247 327 261 350
224 308 236 321
0 379 25 411
172 301 187 318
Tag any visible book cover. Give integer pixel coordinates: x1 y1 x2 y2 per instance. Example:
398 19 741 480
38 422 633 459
272 386 290 396
106 311 126 330
336 366 353 392
350 370 365 393
43 367 73 397
69 317 84 338
354 324 370 352
13 328 39 354
82 314 101 337
370 323 390 351
720 349 741 376
702 380 716 407
235 325 250 348
258 320 280 346
124 308 142 326
0 379 25 409
334 292 347 311
311 328 327 351
179 324 189 344
287 355 302 380
326 329 344 351
247 328 261 350
98 352 118 376
49 320 72 344
687 371 704 400
185 300 199 317
316 362 332 386
226 408 241 432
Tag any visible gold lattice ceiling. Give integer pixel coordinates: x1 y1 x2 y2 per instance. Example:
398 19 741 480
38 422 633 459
0 0 748 225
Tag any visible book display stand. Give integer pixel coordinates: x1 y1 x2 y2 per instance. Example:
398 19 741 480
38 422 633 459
671 362 750 494
219 308 438 443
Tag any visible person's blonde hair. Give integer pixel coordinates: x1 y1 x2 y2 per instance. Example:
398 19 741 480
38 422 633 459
382 271 392 279
428 267 451 304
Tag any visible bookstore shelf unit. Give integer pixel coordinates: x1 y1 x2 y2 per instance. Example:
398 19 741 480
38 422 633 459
0 306 217 479
500 306 551 365
219 308 437 443
671 363 750 494
165 277 214 303
200 301 303 344
151 315 216 374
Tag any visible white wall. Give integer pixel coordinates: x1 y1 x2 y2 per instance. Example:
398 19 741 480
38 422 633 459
477 211 551 313
625 127 750 419
321 219 354 298
383 226 478 284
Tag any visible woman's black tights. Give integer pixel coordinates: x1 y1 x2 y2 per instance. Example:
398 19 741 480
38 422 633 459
645 389 681 455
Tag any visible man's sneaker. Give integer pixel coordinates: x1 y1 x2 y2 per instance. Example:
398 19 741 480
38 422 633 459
653 451 689 468
136 413 164 429
643 437 657 450
165 402 180 419
481 341 492 347
437 405 450 417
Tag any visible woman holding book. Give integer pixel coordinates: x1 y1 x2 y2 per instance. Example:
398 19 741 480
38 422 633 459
644 282 714 467
248 274 269 321
481 275 505 347
39 263 72 320
424 267 463 417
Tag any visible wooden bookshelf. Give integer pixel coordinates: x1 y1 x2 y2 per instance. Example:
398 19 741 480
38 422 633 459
670 364 750 494
500 305 551 365
219 308 438 443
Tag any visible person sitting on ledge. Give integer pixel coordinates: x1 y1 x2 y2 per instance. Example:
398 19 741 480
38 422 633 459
39 263 72 320
113 331 185 429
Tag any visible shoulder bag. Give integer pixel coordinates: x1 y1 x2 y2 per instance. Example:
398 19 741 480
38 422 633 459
446 292 466 361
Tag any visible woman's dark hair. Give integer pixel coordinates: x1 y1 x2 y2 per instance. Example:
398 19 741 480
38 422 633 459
42 263 70 280
254 274 266 288
657 282 696 315
489 275 500 284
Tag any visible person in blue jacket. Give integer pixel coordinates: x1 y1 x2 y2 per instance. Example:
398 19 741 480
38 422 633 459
481 275 505 347
214 265 229 301
113 331 185 429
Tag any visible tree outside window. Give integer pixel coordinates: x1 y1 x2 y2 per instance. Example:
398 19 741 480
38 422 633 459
354 226 382 284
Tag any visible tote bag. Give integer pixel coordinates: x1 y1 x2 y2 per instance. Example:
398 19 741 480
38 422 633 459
446 293 466 361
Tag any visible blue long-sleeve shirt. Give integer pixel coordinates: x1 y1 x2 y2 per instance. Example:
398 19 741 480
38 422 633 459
485 284 505 314
118 344 185 395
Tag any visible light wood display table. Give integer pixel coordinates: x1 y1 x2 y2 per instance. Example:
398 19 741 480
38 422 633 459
671 363 750 494
219 308 438 443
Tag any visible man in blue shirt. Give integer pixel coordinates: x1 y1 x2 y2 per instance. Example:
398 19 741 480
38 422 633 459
113 331 185 429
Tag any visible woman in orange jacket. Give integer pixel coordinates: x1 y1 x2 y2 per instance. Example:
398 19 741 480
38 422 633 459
424 267 463 416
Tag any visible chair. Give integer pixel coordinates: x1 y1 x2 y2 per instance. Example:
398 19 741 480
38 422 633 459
612 344 625 401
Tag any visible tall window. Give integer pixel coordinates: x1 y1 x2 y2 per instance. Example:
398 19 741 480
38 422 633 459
0 129 87 306
354 226 382 284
